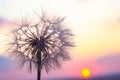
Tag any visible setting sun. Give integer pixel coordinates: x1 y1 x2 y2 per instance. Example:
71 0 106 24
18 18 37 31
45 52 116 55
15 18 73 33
81 68 91 78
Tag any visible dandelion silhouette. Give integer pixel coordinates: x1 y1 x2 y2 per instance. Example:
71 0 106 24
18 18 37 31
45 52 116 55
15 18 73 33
8 13 74 80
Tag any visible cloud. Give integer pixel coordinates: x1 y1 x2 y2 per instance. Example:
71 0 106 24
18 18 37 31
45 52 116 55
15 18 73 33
0 56 13 71
0 55 36 80
96 53 120 74
97 53 120 65
0 17 8 26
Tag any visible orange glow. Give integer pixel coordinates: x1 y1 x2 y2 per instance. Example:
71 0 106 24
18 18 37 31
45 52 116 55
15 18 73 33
81 68 91 78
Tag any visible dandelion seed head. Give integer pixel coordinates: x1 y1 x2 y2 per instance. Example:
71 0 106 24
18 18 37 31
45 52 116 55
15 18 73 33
8 14 74 73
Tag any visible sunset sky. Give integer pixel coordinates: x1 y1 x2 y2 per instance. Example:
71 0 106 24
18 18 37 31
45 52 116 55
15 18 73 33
0 0 120 80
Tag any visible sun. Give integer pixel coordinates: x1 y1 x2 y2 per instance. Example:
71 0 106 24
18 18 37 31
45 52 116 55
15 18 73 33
81 68 91 78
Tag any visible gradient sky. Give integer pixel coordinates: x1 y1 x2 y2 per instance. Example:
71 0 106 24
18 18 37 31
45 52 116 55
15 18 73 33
0 0 120 80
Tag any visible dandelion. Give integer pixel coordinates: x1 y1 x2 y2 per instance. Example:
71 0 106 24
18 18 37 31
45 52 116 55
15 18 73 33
8 13 74 80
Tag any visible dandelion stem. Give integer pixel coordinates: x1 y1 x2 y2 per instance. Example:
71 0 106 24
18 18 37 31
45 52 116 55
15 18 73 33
37 51 41 80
